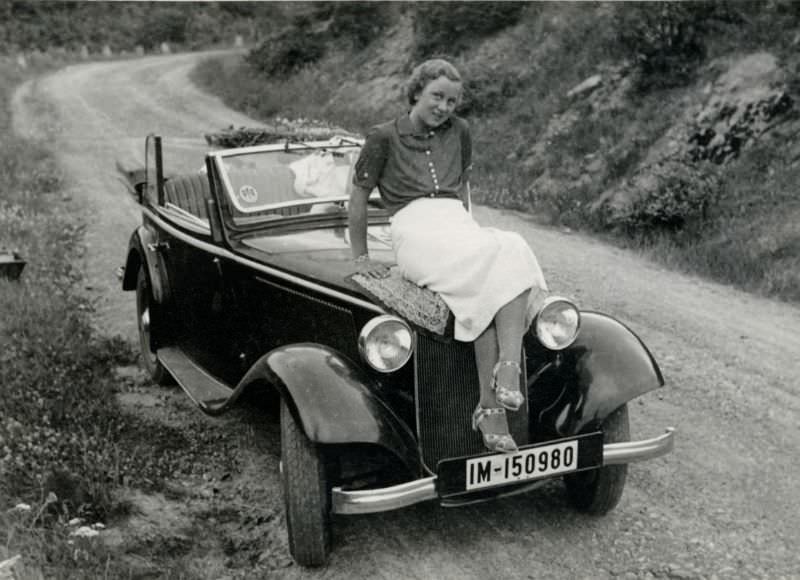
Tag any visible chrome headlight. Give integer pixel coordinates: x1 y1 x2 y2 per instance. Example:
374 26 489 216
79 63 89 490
534 296 580 350
358 315 414 372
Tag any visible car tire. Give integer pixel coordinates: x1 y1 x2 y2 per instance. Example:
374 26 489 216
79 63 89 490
280 397 331 567
564 403 629 514
135 265 172 386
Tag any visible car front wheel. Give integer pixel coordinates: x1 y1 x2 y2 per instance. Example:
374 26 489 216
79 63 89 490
564 403 629 514
135 265 172 385
280 397 331 567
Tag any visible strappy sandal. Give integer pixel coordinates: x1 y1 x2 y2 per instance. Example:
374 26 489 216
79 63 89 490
492 360 524 411
472 405 518 453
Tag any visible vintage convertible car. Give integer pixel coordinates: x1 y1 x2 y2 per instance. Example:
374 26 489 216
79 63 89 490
121 134 674 567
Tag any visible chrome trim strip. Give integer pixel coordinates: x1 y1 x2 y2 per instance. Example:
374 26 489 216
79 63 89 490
163 202 211 231
210 137 365 158
332 476 437 515
331 428 675 515
140 206 383 314
603 427 675 465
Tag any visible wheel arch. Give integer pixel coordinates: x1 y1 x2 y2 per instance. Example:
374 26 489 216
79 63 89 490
121 232 144 291
532 311 664 437
230 343 422 476
121 226 170 303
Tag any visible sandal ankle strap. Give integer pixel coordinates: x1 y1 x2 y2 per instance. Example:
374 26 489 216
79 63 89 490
492 360 521 376
472 404 507 428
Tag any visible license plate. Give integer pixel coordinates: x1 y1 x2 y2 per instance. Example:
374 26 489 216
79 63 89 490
466 440 578 490
436 432 604 498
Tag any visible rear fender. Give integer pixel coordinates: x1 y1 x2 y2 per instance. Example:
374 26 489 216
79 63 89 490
121 226 170 304
235 343 421 475
532 312 664 437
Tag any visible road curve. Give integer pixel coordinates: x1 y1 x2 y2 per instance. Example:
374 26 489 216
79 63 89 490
12 53 800 580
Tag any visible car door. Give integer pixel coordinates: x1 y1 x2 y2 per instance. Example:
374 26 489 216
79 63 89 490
149 140 241 383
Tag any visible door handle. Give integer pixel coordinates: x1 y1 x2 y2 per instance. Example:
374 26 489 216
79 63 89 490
146 241 170 253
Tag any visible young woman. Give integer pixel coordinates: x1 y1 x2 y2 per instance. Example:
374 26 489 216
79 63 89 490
348 59 547 454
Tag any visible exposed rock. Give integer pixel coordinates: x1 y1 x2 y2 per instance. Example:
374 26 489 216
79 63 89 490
593 51 794 223
685 52 793 164
567 74 602 99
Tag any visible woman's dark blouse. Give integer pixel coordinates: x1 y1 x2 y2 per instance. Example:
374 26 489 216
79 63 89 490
353 114 472 215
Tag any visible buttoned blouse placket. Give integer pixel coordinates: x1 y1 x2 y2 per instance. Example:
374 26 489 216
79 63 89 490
425 130 440 197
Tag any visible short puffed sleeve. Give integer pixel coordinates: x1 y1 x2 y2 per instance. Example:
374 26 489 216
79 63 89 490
353 126 390 190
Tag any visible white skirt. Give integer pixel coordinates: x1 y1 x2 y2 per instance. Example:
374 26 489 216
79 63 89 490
390 198 548 341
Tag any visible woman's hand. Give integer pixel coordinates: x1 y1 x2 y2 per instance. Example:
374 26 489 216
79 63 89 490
353 255 390 279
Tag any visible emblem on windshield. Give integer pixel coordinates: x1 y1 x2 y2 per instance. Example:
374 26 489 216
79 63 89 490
238 185 258 203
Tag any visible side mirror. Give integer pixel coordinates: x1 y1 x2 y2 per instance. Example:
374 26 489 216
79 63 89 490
134 182 146 204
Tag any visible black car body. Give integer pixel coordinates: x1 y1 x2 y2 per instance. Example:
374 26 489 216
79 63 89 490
121 134 674 567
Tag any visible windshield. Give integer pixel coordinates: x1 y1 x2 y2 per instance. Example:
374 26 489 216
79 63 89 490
214 140 380 227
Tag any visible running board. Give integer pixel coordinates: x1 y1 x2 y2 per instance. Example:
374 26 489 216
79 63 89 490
157 347 233 413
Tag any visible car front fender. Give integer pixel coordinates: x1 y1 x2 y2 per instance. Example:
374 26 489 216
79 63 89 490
532 311 664 437
236 343 422 475
121 226 170 304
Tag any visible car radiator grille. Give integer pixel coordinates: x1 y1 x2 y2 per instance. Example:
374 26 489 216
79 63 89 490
415 336 529 471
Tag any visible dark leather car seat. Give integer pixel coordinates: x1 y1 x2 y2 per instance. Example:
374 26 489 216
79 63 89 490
162 170 313 222
163 174 211 220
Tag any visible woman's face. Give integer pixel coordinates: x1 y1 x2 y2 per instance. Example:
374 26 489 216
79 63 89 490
411 75 462 129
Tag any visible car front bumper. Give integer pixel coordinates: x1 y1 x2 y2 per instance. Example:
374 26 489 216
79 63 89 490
331 427 675 515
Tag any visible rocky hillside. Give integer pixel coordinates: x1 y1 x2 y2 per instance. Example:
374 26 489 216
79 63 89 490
202 3 800 301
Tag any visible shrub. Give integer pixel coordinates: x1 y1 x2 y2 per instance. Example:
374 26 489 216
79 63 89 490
615 2 741 91
611 160 720 231
134 6 189 50
328 2 394 48
246 23 326 79
412 2 526 59
456 60 525 116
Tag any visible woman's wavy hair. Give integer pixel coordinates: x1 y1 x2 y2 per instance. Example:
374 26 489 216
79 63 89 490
405 59 462 106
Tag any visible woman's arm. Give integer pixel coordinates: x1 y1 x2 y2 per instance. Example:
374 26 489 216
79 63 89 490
347 184 389 278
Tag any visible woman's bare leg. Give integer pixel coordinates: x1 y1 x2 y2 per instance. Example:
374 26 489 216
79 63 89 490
473 323 515 450
493 289 530 391
474 324 498 408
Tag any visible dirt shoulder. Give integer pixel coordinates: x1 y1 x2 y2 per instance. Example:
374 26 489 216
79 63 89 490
11 53 800 579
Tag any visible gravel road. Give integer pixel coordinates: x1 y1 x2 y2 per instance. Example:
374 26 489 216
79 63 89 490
12 52 800 580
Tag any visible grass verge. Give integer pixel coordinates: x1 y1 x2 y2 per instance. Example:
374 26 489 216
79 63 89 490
0 57 208 579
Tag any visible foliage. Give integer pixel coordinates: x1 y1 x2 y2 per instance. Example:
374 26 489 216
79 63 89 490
614 2 741 91
134 5 189 50
244 2 393 79
412 1 527 59
245 23 327 79
456 59 526 116
611 160 721 232
327 2 395 49
0 1 276 53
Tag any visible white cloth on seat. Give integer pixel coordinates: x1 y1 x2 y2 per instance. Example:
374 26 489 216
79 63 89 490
390 197 548 342
288 151 352 197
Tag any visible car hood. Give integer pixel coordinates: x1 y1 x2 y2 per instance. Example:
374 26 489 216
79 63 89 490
233 224 396 298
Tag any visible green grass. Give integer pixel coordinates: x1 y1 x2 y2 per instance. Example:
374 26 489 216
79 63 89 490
192 2 800 304
0 56 192 578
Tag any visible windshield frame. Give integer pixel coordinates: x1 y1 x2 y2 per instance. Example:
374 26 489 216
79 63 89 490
209 137 385 233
